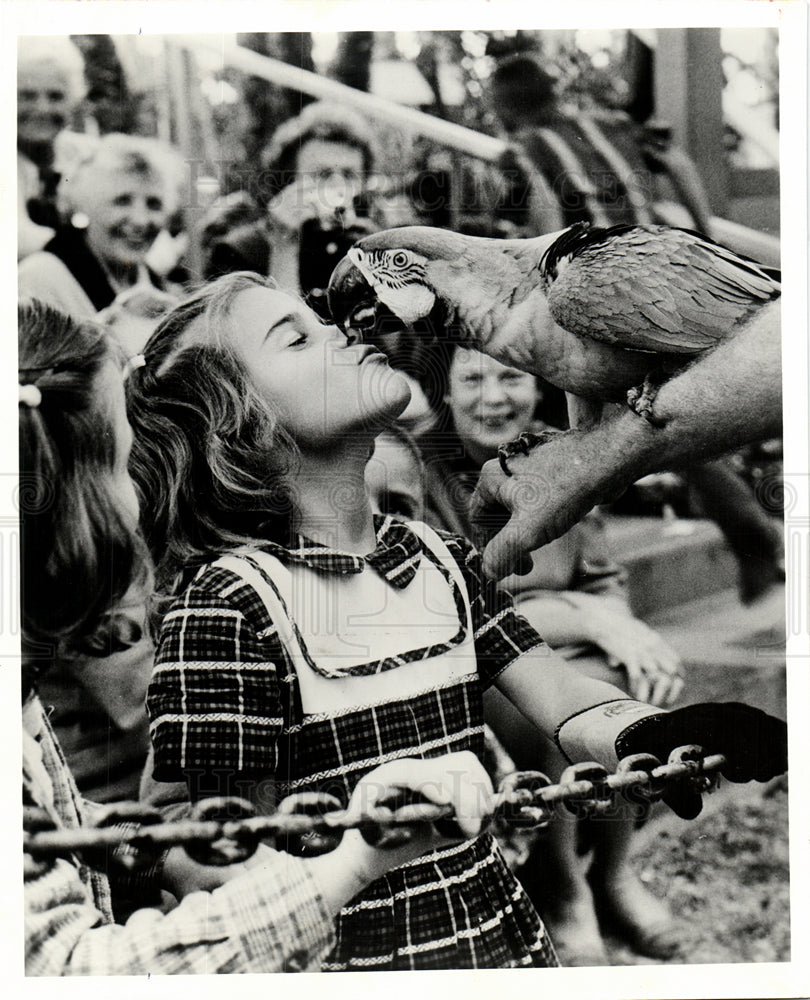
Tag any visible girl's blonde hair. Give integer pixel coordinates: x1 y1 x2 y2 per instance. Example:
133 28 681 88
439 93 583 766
126 272 300 596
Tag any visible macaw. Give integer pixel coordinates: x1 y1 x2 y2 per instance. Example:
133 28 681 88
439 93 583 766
328 223 780 464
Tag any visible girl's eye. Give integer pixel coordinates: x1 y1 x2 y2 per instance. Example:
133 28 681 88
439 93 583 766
288 333 307 348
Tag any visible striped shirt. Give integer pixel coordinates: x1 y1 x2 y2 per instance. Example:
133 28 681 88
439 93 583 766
24 695 335 976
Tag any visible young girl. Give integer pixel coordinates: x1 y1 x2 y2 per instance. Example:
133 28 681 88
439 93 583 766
128 273 786 972
20 299 489 975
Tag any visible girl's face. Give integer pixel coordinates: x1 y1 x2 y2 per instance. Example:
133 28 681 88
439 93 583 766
365 433 425 522
96 360 140 530
446 348 540 463
80 164 168 272
230 286 411 448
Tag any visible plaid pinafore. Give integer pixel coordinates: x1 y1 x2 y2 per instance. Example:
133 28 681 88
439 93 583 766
212 521 558 971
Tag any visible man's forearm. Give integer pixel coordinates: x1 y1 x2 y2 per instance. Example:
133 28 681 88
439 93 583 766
604 300 782 478
472 299 782 577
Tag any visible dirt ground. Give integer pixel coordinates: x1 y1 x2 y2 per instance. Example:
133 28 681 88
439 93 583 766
604 778 790 966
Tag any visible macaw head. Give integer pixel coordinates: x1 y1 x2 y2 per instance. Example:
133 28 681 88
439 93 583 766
327 225 537 346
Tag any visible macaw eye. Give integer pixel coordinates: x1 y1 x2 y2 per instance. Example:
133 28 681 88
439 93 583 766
391 251 410 268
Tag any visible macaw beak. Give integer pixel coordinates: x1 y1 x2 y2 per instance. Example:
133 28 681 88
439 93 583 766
327 254 378 335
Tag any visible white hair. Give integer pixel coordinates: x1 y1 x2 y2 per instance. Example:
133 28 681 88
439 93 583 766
17 35 87 105
56 132 184 218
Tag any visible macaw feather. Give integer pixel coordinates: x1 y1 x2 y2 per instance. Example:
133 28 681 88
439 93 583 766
376 282 436 325
545 225 780 354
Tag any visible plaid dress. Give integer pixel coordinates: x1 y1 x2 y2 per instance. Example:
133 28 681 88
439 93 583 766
148 516 559 971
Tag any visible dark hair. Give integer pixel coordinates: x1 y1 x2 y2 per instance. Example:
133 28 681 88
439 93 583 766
126 272 300 597
489 55 559 133
261 101 377 200
19 301 145 677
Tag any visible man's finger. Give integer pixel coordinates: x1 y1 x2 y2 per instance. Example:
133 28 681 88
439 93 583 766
468 461 509 524
480 520 535 580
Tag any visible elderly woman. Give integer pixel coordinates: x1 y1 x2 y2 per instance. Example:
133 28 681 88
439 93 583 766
17 35 86 259
261 101 391 312
18 132 181 321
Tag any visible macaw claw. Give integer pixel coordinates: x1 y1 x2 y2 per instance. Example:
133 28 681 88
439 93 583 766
627 375 668 427
497 430 561 477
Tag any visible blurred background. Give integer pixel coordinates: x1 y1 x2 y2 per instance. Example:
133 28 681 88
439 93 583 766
104 28 780 258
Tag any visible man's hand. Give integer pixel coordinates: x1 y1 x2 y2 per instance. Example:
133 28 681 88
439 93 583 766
470 427 629 579
614 702 788 819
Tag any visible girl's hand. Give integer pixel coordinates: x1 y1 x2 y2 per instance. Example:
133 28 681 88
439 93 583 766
162 844 250 900
580 596 684 706
337 752 494 886
163 753 494 902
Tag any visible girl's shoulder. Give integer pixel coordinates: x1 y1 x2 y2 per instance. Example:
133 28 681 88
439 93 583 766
166 553 272 622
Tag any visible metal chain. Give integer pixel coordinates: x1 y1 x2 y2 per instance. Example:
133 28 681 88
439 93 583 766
24 746 726 872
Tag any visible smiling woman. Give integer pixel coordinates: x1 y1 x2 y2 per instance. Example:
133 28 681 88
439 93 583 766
17 35 87 259
18 132 181 322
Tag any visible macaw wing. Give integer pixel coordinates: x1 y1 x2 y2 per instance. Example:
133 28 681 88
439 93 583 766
546 231 780 355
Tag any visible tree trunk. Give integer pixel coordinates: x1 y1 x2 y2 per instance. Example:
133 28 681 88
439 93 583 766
330 32 374 92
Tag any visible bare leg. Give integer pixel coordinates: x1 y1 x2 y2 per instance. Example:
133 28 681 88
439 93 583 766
565 656 684 959
684 457 784 604
588 812 684 959
486 654 684 963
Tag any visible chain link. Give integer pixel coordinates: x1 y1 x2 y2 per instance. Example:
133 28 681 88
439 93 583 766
24 746 726 871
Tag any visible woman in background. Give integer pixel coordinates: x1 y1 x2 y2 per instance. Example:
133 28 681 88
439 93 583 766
18 132 181 321
17 35 86 260
418 346 686 965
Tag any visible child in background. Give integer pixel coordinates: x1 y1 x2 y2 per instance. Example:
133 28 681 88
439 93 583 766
364 423 427 524
20 300 489 975
128 272 786 971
